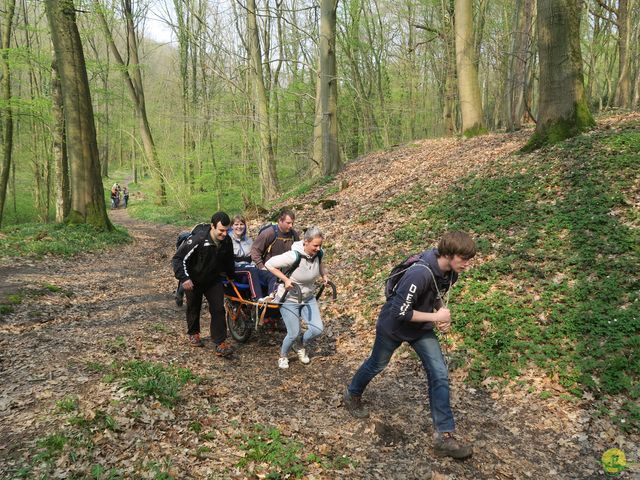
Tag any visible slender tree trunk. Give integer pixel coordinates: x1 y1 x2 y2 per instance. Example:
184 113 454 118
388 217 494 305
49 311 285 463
441 0 456 136
0 0 16 227
614 0 632 108
45 0 112 229
454 0 485 136
94 0 166 205
525 0 594 150
246 0 279 201
51 50 71 223
319 0 341 176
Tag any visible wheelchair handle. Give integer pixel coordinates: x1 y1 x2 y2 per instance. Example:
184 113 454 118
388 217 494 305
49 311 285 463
316 280 337 301
280 283 303 304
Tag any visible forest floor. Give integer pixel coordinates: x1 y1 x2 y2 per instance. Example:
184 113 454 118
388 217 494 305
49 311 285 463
1 116 639 479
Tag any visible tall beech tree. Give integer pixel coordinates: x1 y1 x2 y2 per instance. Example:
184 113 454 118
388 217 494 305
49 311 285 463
0 0 16 227
246 0 279 201
318 0 341 176
454 0 485 136
45 0 112 229
95 0 167 205
526 0 594 150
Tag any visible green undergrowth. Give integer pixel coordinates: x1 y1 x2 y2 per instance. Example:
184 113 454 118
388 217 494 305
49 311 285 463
369 127 640 429
100 360 199 407
236 423 355 478
0 223 130 258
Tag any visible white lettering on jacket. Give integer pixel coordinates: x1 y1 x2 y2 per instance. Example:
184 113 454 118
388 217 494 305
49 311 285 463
399 283 417 316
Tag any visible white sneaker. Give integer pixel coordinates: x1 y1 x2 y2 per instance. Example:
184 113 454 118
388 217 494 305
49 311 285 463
296 348 310 364
257 294 274 303
278 357 289 369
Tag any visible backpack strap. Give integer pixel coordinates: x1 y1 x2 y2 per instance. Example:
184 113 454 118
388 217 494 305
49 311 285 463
265 224 279 255
282 249 323 279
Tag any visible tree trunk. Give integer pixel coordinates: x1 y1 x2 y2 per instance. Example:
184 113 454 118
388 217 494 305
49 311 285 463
94 0 166 205
51 50 71 223
319 0 341 176
45 0 112 229
614 0 632 108
441 0 456 136
246 0 279 201
525 0 594 150
0 0 16 227
454 0 485 136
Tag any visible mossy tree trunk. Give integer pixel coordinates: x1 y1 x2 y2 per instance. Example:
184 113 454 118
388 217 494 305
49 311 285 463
45 0 112 230
525 0 594 151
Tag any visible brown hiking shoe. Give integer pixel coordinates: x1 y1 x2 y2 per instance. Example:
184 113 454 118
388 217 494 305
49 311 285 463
215 341 233 357
188 334 204 347
343 388 370 419
433 432 473 459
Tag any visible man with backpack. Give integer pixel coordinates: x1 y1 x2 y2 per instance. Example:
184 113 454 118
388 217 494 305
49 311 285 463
250 208 300 299
172 211 235 356
343 231 477 460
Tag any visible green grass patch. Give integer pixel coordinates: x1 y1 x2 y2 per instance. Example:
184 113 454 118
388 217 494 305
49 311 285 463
236 423 354 478
0 222 130 258
55 396 79 414
116 360 198 407
363 128 640 428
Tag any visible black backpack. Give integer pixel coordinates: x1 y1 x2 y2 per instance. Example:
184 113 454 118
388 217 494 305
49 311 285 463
384 253 427 299
175 223 209 250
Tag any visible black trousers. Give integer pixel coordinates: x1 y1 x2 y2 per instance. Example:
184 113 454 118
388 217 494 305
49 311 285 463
185 281 226 344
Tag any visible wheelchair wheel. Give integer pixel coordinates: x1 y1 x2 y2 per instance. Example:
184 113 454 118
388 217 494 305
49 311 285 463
225 298 252 342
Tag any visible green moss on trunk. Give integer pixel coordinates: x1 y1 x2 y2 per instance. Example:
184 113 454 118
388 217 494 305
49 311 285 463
522 102 595 152
463 124 488 138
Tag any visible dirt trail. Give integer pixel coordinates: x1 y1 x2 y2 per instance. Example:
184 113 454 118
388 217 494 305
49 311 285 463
1 128 637 478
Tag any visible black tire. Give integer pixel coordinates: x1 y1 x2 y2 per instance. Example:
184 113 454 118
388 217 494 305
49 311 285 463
225 298 252 343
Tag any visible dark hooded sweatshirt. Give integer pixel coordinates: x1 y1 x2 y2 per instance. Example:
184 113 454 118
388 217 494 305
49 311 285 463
377 248 458 342
172 224 235 286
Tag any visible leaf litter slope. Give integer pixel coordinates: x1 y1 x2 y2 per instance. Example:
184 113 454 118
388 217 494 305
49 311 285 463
1 117 638 479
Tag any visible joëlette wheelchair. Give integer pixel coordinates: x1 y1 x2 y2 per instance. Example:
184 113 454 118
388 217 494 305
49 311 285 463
223 272 337 343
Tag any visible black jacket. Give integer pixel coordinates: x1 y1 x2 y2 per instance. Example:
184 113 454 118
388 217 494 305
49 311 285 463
172 224 235 286
377 248 458 342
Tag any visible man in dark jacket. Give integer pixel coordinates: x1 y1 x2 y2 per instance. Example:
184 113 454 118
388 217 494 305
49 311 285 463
250 208 300 298
172 211 235 355
343 231 477 460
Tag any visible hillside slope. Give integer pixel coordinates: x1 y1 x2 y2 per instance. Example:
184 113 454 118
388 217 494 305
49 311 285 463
1 114 638 479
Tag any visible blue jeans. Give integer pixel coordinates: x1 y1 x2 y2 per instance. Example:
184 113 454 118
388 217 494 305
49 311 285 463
347 329 455 433
279 297 323 356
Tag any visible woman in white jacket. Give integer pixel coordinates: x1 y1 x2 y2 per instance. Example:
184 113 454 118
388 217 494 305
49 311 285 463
266 226 329 369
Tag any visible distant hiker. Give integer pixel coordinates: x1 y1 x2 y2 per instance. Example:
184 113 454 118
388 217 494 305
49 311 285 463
123 187 129 208
110 184 118 209
265 226 329 369
343 231 477 460
250 208 300 300
172 211 235 356
229 215 262 301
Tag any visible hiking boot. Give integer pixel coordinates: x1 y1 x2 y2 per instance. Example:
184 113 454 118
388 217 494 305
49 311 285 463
433 432 473 459
278 357 289 369
215 341 233 357
296 348 310 364
188 334 204 347
343 387 369 419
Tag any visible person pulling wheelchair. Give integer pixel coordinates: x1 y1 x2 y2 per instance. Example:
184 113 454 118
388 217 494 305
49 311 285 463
265 226 329 369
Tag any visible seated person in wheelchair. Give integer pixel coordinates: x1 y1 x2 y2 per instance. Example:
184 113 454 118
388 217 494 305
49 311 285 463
229 215 262 301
